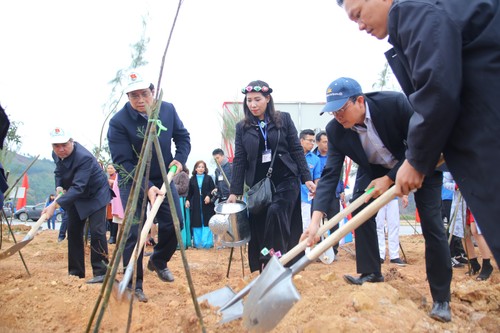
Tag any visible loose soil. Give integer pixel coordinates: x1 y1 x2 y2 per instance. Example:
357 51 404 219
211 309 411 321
0 225 499 333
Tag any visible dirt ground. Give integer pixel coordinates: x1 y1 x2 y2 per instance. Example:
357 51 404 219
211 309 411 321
0 224 499 333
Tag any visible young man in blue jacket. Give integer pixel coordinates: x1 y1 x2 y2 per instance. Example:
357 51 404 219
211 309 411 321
107 70 191 302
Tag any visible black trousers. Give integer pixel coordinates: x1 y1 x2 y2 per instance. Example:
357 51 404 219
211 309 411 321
327 197 341 253
248 177 302 273
66 205 108 278
415 171 452 302
120 181 182 290
351 197 381 275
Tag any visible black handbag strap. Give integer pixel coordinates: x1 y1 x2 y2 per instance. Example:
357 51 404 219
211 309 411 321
266 129 280 178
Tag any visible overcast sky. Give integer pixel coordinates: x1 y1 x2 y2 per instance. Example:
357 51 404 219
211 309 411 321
0 0 393 173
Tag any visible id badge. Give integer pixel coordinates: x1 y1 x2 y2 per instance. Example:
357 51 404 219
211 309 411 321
262 149 272 163
218 175 224 181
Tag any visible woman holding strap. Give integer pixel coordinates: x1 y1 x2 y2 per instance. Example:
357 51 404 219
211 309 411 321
227 80 316 273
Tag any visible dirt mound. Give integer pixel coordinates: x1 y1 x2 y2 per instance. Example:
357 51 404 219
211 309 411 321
0 229 498 332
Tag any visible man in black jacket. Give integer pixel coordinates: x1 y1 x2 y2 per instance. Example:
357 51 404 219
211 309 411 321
107 70 191 302
303 77 452 322
43 127 111 284
336 0 500 277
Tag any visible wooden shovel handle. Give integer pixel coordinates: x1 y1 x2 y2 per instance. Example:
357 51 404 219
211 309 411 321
279 188 374 264
24 192 63 240
133 166 177 256
307 187 396 260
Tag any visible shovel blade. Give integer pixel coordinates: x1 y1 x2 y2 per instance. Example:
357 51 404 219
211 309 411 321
197 285 236 309
0 239 32 261
243 256 301 332
197 285 245 323
117 265 134 300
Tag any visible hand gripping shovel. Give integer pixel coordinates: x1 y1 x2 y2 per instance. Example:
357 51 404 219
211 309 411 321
198 188 375 323
242 187 396 332
117 166 176 300
0 193 63 261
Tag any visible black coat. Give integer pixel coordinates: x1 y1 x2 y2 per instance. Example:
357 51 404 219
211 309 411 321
313 91 412 213
386 0 500 263
53 142 112 220
107 101 191 187
230 111 312 195
187 174 215 228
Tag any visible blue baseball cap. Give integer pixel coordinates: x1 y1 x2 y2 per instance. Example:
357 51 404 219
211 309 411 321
320 77 362 115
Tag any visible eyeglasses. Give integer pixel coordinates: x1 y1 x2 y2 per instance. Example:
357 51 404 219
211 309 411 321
128 90 152 100
329 99 353 116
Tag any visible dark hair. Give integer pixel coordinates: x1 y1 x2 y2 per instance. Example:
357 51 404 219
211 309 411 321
242 80 282 128
212 148 224 156
316 131 327 142
192 160 209 176
299 129 315 140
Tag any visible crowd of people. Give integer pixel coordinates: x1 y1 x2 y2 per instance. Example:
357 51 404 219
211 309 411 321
2 1 500 323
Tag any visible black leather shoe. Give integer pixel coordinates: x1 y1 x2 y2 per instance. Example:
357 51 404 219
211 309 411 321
86 275 105 284
390 258 407 266
108 237 116 244
134 289 149 303
343 273 384 285
57 237 65 243
147 259 174 282
429 301 451 322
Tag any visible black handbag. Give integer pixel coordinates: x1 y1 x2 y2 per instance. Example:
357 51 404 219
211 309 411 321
247 129 280 215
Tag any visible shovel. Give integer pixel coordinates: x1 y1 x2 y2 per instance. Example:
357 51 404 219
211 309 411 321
0 193 62 261
197 188 375 323
117 166 176 300
242 186 396 332
0 213 49 260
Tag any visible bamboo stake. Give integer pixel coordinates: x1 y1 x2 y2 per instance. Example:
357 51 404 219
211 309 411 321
153 132 206 333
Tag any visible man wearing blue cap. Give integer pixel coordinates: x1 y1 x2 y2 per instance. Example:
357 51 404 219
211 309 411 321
302 77 452 322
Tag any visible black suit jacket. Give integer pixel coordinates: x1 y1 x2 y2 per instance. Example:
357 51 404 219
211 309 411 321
230 111 312 195
313 91 413 213
53 142 112 220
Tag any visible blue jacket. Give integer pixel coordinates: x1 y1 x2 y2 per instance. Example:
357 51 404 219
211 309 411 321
107 101 191 187
53 142 111 220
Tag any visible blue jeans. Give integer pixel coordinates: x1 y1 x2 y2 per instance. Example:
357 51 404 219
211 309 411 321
58 211 68 239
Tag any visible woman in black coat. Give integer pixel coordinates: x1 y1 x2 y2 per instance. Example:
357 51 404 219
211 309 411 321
227 80 316 272
185 160 215 248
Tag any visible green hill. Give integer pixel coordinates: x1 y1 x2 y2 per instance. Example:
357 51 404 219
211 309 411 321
3 152 56 206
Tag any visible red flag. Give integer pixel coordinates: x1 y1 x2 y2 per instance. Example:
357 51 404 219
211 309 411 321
16 173 29 210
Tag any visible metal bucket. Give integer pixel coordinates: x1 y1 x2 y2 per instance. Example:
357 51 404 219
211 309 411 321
212 200 250 247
